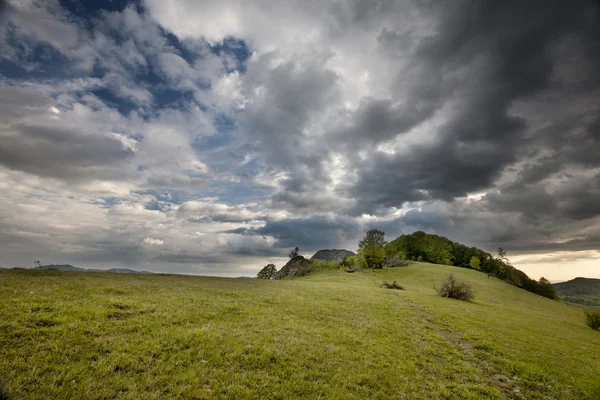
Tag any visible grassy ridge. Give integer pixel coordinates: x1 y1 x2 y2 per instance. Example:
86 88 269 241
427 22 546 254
1 265 599 399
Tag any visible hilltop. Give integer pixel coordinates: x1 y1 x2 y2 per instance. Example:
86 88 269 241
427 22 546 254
1 264 599 399
554 277 600 309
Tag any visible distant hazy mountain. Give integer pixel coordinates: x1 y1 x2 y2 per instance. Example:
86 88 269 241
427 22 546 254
553 277 600 307
31 265 152 274
35 264 85 272
554 277 600 296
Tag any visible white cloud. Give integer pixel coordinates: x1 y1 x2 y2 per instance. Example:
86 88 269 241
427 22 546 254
142 237 164 246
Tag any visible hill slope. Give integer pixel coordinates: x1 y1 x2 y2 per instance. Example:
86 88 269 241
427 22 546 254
1 265 599 399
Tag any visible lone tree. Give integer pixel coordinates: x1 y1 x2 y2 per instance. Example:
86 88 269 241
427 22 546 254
34 260 41 268
257 264 277 279
288 247 300 259
358 229 387 269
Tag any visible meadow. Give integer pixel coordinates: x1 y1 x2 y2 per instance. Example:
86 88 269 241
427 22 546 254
1 263 599 399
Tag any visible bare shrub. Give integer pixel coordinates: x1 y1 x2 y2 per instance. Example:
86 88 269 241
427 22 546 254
437 273 474 301
585 310 600 331
386 257 410 268
381 281 405 290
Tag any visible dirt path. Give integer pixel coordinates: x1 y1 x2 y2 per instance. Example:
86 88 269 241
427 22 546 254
393 293 523 399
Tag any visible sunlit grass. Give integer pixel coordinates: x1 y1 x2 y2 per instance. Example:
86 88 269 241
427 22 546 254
1 264 599 399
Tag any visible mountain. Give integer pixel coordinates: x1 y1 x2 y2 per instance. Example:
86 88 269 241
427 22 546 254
554 277 600 296
554 277 600 307
35 264 85 272
32 265 152 274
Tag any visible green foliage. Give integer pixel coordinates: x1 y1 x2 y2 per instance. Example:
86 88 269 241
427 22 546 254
417 255 423 262
358 229 387 269
312 260 340 271
538 277 559 300
585 310 600 331
257 264 277 279
470 256 481 270
386 231 452 266
288 247 300 259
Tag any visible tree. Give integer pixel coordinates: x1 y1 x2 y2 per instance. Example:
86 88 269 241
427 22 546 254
257 264 277 279
497 247 508 263
288 247 299 259
537 277 559 300
34 260 41 268
469 256 481 270
358 229 387 269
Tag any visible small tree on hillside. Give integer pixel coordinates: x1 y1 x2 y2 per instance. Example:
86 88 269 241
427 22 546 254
257 264 277 279
288 247 300 259
358 229 387 269
469 256 481 270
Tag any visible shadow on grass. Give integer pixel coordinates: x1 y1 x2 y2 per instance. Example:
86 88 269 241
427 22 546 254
0 383 11 400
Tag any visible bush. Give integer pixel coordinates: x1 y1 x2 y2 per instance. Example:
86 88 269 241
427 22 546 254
312 260 340 270
437 273 474 301
381 281 404 290
297 263 314 277
585 310 600 331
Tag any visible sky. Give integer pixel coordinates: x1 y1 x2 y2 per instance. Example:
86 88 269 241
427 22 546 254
0 0 599 280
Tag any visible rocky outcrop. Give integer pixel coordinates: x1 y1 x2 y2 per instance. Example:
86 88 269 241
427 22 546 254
274 256 313 279
310 249 356 264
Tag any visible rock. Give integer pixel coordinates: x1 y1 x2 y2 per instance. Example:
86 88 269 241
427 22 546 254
274 256 313 279
310 249 356 264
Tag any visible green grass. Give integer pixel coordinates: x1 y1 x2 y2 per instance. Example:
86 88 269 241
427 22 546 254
1 264 599 399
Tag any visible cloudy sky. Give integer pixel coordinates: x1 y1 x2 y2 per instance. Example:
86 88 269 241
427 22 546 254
0 0 599 279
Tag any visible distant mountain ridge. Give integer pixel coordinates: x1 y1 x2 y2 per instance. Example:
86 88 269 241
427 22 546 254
553 277 600 307
553 277 600 296
32 264 152 274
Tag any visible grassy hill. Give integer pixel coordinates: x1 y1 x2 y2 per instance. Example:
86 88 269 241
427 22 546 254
1 264 599 399
554 277 600 311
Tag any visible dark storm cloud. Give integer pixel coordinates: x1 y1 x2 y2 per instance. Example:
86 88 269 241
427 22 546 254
0 123 134 180
228 216 361 252
350 1 600 212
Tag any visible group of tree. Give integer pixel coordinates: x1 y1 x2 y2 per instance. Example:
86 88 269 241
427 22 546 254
385 231 558 300
256 233 559 302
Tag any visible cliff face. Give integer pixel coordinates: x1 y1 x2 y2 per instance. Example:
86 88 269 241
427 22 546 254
274 256 313 279
310 249 356 264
